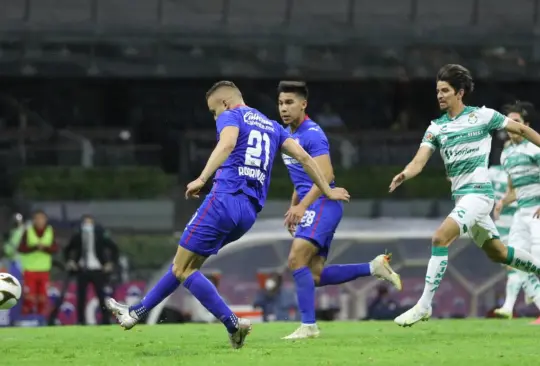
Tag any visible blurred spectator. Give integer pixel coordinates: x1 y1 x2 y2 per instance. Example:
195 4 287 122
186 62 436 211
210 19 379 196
253 273 297 322
315 103 345 131
2 213 26 264
18 210 58 316
364 285 402 320
64 215 119 325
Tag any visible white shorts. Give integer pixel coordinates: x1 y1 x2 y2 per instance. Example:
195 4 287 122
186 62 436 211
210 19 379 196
508 206 540 258
448 194 499 247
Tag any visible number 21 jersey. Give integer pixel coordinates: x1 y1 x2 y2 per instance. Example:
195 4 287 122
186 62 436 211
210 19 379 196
213 105 290 211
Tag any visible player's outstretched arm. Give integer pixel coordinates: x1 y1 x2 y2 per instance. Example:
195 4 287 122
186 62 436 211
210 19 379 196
389 145 433 193
185 126 239 199
281 138 349 202
505 119 540 147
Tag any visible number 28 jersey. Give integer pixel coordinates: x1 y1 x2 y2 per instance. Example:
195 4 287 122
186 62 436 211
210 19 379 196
213 105 291 211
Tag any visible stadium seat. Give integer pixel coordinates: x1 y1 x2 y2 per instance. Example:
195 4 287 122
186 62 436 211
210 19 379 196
226 0 287 31
0 0 25 24
162 0 224 30
27 0 92 25
353 0 411 30
97 0 159 26
415 0 475 29
477 0 534 29
289 0 350 30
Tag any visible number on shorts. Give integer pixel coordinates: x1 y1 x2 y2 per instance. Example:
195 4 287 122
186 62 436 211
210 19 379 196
245 130 271 170
184 212 198 231
300 210 317 228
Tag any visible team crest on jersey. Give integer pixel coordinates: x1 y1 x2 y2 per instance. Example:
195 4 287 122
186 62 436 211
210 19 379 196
468 113 478 124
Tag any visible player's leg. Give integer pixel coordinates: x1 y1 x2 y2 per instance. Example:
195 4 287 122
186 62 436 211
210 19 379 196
106 194 217 329
521 213 540 323
76 271 89 324
22 271 37 315
494 219 528 318
36 272 49 317
395 195 483 327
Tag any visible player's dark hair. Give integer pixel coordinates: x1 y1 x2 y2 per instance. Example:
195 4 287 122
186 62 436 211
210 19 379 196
277 81 309 99
436 64 475 96
32 209 47 217
503 101 538 125
205 80 241 100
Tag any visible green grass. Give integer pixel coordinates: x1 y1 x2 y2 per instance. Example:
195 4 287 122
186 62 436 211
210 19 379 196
1 319 538 365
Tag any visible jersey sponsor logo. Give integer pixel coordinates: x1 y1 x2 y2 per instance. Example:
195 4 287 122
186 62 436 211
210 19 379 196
308 127 320 132
444 146 479 160
424 132 435 142
243 111 275 132
282 153 299 165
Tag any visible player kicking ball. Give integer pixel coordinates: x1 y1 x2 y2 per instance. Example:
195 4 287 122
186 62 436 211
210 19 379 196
277 81 402 340
389 64 540 327
493 101 540 324
106 81 350 349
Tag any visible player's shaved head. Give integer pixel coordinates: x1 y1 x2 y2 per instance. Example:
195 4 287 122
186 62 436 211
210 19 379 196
206 81 244 120
206 80 242 100
277 81 309 100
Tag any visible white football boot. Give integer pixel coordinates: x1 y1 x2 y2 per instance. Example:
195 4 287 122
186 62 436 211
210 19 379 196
493 308 513 319
106 298 138 330
282 324 321 340
371 253 403 291
394 304 432 327
228 318 252 349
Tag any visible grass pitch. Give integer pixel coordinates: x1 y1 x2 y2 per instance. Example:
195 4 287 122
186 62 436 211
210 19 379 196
1 319 538 365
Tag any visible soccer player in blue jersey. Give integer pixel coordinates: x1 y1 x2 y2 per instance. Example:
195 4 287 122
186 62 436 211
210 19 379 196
106 81 350 349
277 81 402 340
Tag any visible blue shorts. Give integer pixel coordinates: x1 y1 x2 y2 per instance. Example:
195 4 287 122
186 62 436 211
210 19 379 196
294 198 343 258
180 191 258 257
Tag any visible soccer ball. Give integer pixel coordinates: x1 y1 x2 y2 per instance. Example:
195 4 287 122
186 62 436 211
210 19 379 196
0 273 22 310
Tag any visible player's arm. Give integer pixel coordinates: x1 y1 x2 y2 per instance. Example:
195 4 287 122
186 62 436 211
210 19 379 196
501 176 517 206
505 119 540 148
389 145 433 192
198 126 239 183
280 139 336 199
290 190 299 207
298 154 334 209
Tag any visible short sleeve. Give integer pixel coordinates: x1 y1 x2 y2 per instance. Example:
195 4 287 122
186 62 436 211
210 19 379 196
304 129 330 158
420 125 439 150
486 108 507 131
277 124 291 147
216 110 240 134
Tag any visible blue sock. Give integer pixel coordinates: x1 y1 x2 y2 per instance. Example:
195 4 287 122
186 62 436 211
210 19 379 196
293 267 316 324
183 271 238 334
318 263 372 286
129 265 180 319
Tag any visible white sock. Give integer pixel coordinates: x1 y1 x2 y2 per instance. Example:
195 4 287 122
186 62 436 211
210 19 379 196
522 273 540 310
500 270 525 311
418 247 448 309
506 247 540 276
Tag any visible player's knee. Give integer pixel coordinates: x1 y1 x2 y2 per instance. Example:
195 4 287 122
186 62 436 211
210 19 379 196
431 231 450 247
171 263 189 281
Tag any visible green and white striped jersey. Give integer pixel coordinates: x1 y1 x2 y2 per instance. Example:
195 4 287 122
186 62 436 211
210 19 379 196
501 139 540 208
421 106 507 199
488 165 517 237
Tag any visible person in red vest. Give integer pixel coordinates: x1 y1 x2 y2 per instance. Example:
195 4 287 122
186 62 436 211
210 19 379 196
18 210 58 316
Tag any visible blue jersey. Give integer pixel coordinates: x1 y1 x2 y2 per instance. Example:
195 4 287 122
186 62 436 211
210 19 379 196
213 105 290 211
282 118 335 200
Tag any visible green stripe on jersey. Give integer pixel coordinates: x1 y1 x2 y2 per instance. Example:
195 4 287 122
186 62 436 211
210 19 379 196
443 126 489 149
512 174 540 188
504 155 536 169
497 227 510 236
517 196 540 208
446 155 488 178
452 182 494 199
501 206 517 216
